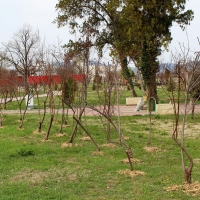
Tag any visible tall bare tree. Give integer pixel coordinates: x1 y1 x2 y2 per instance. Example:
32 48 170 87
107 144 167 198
1 24 41 93
162 48 200 184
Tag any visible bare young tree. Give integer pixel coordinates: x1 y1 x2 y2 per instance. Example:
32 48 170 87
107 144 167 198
44 61 57 140
50 41 75 134
162 47 200 184
0 63 31 129
87 62 134 171
1 24 41 93
64 58 100 150
0 68 15 107
0 63 17 126
57 61 76 133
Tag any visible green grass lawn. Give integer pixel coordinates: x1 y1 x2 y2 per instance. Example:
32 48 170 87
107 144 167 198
0 113 200 199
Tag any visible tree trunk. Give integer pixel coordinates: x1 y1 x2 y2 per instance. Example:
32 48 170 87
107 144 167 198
184 167 192 184
140 42 159 102
19 94 28 129
190 97 195 119
125 148 134 171
121 57 137 97
59 100 65 133
68 106 85 143
45 114 54 140
24 69 29 94
38 121 42 132
145 69 158 102
172 135 194 184
37 92 49 132
146 84 158 103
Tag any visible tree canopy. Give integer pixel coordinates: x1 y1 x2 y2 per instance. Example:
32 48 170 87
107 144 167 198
122 0 193 98
55 0 194 99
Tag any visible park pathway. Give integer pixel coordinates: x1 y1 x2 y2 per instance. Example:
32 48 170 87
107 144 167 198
2 104 200 116
1 91 200 116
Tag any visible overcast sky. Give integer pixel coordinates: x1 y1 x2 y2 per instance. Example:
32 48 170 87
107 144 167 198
162 0 200 62
0 0 199 62
0 0 73 44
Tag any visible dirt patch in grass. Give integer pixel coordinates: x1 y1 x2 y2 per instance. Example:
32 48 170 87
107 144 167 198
67 172 77 182
91 151 104 156
41 139 53 142
164 181 200 197
55 133 66 137
10 168 79 185
118 169 145 178
102 143 117 148
183 182 200 196
17 120 27 122
144 146 161 152
122 158 142 163
155 120 200 139
57 124 70 128
122 136 129 140
184 124 200 138
66 157 78 163
133 118 200 139
32 130 46 135
61 143 78 148
80 136 91 141
194 158 200 164
164 184 181 192
10 170 50 185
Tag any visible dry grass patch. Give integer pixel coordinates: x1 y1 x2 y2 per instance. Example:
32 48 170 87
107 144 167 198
57 124 70 128
122 158 142 163
183 182 200 196
151 119 200 139
153 122 200 139
32 130 46 135
10 168 80 185
55 133 66 137
91 151 104 156
122 136 129 140
80 136 91 141
164 184 182 192
17 120 27 122
66 157 78 163
10 170 50 185
164 181 200 197
118 169 145 178
41 139 53 143
193 158 200 164
184 124 200 138
133 119 148 124
102 143 117 148
67 172 78 182
144 146 161 152
61 143 78 148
